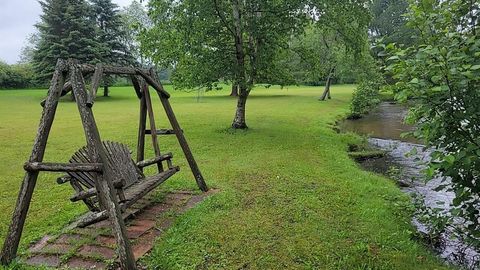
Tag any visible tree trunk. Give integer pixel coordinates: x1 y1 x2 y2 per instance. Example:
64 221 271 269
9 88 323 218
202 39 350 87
231 0 249 129
103 84 109 97
320 67 335 101
232 91 248 129
230 84 239 96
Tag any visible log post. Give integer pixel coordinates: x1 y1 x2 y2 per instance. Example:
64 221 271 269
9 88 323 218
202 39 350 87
69 61 136 270
147 68 209 192
143 83 164 173
132 77 147 167
0 59 67 265
87 63 103 107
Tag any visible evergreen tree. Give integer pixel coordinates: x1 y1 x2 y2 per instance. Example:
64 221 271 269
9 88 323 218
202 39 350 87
33 0 102 83
90 0 136 96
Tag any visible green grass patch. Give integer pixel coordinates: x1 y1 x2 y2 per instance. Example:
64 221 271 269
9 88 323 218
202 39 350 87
0 85 452 269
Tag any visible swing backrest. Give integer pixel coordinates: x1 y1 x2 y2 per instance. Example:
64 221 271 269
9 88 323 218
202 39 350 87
68 141 143 190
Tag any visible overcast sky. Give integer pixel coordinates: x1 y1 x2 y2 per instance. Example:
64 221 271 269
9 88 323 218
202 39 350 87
0 0 133 64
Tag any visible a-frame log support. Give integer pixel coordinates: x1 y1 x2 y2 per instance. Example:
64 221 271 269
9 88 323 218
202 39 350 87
69 61 136 269
0 59 67 265
0 59 208 268
148 68 208 192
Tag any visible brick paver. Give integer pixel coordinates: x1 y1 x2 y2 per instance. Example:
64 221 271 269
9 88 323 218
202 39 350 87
24 190 218 269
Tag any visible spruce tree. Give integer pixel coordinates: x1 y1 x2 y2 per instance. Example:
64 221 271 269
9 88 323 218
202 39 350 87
33 0 102 83
90 0 136 96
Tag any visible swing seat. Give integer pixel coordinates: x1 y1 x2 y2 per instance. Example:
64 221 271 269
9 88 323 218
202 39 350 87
59 141 179 227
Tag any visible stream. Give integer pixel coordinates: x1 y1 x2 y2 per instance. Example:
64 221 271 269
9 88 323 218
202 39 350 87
341 102 480 269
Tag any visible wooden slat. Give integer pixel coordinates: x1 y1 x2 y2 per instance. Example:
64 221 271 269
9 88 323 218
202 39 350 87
76 167 179 227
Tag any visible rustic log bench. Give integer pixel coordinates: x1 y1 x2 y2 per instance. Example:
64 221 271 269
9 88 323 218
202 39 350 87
0 60 208 269
55 141 179 227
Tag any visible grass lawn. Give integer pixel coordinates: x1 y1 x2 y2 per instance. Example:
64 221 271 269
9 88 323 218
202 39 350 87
0 85 452 269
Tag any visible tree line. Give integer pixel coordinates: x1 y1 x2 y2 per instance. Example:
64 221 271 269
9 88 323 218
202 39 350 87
0 0 149 94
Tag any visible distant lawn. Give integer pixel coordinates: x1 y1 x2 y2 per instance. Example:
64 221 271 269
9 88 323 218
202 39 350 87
0 85 451 269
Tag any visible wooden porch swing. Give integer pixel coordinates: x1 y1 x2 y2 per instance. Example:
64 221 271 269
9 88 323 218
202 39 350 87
0 59 208 269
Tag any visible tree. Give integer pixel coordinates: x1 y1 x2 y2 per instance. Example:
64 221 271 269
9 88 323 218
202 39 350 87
33 0 102 84
0 61 34 89
120 0 152 66
369 0 415 46
389 0 480 245
19 33 40 64
142 0 371 129
287 25 358 100
90 0 137 96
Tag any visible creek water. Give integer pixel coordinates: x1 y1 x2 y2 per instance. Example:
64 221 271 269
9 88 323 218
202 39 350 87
341 102 479 269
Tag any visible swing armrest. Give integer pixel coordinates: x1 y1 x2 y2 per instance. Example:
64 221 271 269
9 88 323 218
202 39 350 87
136 153 173 168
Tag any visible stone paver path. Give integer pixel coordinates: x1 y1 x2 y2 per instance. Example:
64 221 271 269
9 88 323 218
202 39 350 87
24 190 217 269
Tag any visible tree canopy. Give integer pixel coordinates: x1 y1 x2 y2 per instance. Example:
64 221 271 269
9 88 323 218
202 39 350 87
33 0 102 83
32 0 137 85
141 0 371 129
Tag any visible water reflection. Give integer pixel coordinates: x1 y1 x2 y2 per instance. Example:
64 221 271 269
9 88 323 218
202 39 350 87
342 102 479 268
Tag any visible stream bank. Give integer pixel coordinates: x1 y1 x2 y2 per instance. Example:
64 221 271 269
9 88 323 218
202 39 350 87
342 102 480 269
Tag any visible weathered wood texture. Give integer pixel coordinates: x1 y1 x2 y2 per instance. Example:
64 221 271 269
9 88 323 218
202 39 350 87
69 61 136 270
136 69 170 98
149 68 208 192
132 76 147 166
77 166 179 227
40 81 72 107
137 153 173 168
145 129 180 135
131 75 143 99
24 162 102 172
143 84 164 173
87 63 103 107
0 59 67 265
1 59 208 268
66 142 142 211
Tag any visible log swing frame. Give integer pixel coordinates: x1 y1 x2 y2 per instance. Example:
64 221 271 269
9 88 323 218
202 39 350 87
0 59 208 269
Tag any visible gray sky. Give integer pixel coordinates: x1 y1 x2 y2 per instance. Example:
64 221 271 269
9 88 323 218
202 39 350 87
0 0 133 64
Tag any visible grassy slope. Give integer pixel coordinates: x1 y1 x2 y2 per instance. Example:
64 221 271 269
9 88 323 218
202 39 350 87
0 85 450 269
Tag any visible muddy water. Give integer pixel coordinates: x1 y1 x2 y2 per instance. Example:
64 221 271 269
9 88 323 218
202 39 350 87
342 102 479 269
339 102 418 143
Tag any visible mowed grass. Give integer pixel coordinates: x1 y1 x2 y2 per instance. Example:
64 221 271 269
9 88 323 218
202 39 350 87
0 85 452 269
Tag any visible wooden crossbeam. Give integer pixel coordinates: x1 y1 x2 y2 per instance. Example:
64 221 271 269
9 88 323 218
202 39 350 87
145 129 180 135
24 162 102 172
136 153 173 168
70 187 96 202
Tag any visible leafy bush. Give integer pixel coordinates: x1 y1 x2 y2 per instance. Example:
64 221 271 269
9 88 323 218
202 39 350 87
0 61 34 89
388 0 480 247
349 80 381 118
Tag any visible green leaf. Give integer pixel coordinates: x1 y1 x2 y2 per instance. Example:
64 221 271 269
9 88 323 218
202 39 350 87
471 65 480 70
